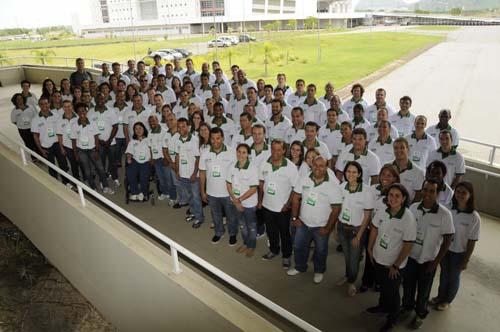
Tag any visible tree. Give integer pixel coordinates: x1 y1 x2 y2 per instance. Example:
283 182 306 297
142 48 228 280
263 42 276 77
450 7 462 16
31 49 56 65
304 16 318 30
286 19 297 31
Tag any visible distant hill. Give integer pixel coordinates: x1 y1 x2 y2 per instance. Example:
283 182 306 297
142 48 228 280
356 0 500 11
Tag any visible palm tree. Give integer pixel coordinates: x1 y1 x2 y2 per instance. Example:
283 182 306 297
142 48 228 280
31 49 56 65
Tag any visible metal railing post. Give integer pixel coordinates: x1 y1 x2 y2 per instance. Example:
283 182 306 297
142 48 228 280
171 247 182 274
20 147 28 166
490 147 497 165
77 185 86 207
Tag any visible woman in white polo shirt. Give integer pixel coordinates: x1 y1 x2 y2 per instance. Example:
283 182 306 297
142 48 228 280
336 161 375 297
367 183 416 331
431 181 480 311
288 141 304 169
10 93 37 155
227 143 259 257
125 122 152 201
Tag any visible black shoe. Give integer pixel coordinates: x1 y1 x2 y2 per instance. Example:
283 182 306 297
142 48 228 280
229 235 237 246
173 203 188 209
211 235 223 244
379 319 395 332
192 220 203 229
282 257 291 269
374 284 381 292
398 308 412 322
359 285 370 293
185 208 191 215
185 214 195 222
366 305 387 315
336 244 343 252
261 252 278 261
410 316 423 330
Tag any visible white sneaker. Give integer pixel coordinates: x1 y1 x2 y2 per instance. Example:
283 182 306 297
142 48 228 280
130 194 138 201
114 179 120 187
103 187 115 195
65 183 74 190
347 283 357 297
336 276 348 286
158 194 169 201
287 268 301 276
168 199 177 206
313 273 324 284
137 193 144 201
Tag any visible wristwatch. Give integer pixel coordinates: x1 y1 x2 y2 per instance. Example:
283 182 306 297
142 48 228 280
292 217 298 221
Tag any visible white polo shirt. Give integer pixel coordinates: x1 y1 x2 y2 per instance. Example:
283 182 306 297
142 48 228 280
199 145 236 197
370 184 387 216
206 116 235 146
266 115 292 142
228 95 247 121
163 130 179 162
249 143 271 169
389 111 415 137
195 86 213 102
31 111 59 148
286 92 307 108
302 99 327 126
259 157 298 212
148 127 166 160
365 103 397 124
303 138 332 161
330 108 351 124
339 182 375 226
336 140 353 157
318 123 343 156
366 123 398 143
111 104 129 139
11 106 37 130
336 148 382 185
393 160 425 202
405 132 437 169
239 78 257 92
70 119 99 150
409 202 455 264
426 124 460 147
157 87 177 105
438 183 453 208
294 173 342 227
226 160 259 208
368 137 395 165
231 130 254 149
449 209 480 253
123 107 152 138
342 98 369 119
24 92 38 110
175 133 200 179
88 107 119 143
426 148 466 186
172 102 190 120
56 114 77 149
213 78 232 98
351 118 372 132
250 100 269 122
372 207 417 268
126 138 151 163
284 125 306 145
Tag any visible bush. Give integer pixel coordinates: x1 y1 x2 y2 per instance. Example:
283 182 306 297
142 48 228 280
248 56 255 64
300 58 308 64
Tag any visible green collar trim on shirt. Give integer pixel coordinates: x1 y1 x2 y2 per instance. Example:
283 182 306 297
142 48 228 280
345 182 363 193
251 143 269 156
349 148 368 159
179 133 193 143
95 105 108 113
377 136 393 145
392 160 413 173
157 86 168 93
303 138 321 148
133 106 146 114
272 115 285 124
212 116 228 126
351 97 364 103
210 144 228 155
327 122 341 132
267 157 288 172
293 124 305 131
235 95 246 101
295 91 307 97
39 111 53 118
418 202 440 214
114 102 127 110
263 97 273 105
235 159 250 170
398 110 411 118
436 123 452 131
353 117 366 126
309 172 329 187
438 147 457 158
151 126 162 134
239 129 252 139
63 112 77 120
341 137 351 144
78 118 90 127
304 98 318 106
386 207 405 219
411 131 428 141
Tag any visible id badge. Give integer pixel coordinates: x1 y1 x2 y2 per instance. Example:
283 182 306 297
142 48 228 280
412 151 421 162
47 127 55 137
233 183 241 196
81 136 89 147
66 127 71 139
267 182 277 196
212 164 221 178
415 229 424 246
341 208 351 222
152 145 159 154
97 120 105 131
23 117 30 126
139 151 146 161
181 155 188 164
118 116 124 125
379 233 390 249
306 192 318 207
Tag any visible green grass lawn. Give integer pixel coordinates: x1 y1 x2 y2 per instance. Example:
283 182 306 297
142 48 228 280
409 25 461 31
0 30 443 90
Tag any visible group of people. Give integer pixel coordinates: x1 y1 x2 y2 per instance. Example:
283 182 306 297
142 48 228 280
10 57 481 332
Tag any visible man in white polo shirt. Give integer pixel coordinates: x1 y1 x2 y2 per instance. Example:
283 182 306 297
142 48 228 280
365 88 396 124
286 79 307 107
275 73 294 100
175 118 204 226
258 139 298 269
206 102 235 146
351 104 372 132
266 99 292 143
389 96 415 137
318 108 343 166
272 88 292 121
287 156 342 283
426 109 460 148
228 83 247 120
172 91 190 120
303 121 332 165
368 120 395 165
392 137 425 203
405 115 437 169
403 179 454 330
231 112 254 148
284 107 306 146
246 87 268 123
336 128 381 185
342 83 369 119
200 127 237 243
426 130 465 189
367 108 399 143
123 94 152 144
301 84 326 126
326 95 351 125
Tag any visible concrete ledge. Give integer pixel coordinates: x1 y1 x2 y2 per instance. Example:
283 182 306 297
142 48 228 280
0 143 281 332
0 65 101 85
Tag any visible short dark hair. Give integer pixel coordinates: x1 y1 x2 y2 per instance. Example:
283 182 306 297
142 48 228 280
236 143 251 154
177 117 189 125
353 103 365 113
74 102 88 112
426 160 448 178
210 127 224 138
271 139 286 151
305 121 319 131
240 112 252 121
352 128 367 139
400 96 412 105
20 80 31 87
252 123 266 134
341 121 352 129
291 106 304 115
343 161 363 183
11 93 26 108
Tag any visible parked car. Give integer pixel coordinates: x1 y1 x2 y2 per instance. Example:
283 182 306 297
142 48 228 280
219 36 239 45
208 38 231 48
142 51 174 66
239 34 256 43
155 48 183 60
173 48 192 57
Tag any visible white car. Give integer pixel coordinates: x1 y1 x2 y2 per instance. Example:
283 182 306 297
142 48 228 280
219 36 239 45
208 39 231 48
148 51 174 61
156 48 183 60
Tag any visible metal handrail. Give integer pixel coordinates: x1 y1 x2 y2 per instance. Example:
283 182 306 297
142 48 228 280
460 137 499 166
8 139 321 332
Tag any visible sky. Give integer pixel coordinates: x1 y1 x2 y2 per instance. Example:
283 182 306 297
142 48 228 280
0 0 93 29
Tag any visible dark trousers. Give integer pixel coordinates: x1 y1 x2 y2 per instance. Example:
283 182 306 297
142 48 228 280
114 137 127 166
262 207 292 258
437 251 465 304
126 160 151 195
41 143 69 184
63 146 80 181
18 128 38 156
375 261 402 324
362 228 376 288
402 257 436 319
78 148 108 190
256 207 266 235
98 141 118 180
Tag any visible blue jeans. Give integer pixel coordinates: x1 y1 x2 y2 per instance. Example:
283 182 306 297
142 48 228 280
166 165 178 200
180 177 204 222
238 206 257 248
402 257 436 319
153 159 170 195
338 222 366 283
293 225 330 273
78 148 108 190
126 160 151 195
208 196 237 237
114 138 127 165
98 141 118 180
437 251 465 304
